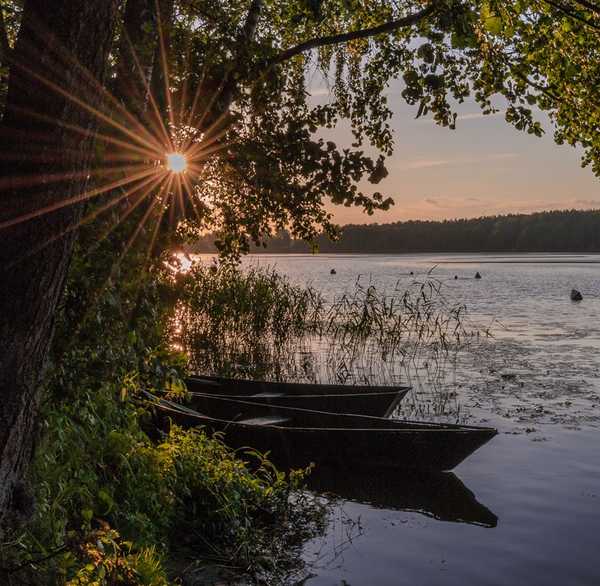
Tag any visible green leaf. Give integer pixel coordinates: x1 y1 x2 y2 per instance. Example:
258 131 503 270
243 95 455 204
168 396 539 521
484 15 503 35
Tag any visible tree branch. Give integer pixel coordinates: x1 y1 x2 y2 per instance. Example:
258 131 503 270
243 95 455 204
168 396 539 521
571 0 600 17
214 0 264 120
268 4 437 67
239 0 262 45
542 0 600 32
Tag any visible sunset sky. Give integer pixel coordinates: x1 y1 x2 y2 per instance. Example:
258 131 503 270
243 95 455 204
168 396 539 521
313 83 600 225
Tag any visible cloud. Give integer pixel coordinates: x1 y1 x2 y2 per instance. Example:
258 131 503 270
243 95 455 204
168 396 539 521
574 199 600 207
418 110 504 124
423 196 486 209
456 110 504 121
404 159 450 170
400 152 517 171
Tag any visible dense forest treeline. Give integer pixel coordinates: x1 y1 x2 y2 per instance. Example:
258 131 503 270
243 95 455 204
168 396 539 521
191 209 600 254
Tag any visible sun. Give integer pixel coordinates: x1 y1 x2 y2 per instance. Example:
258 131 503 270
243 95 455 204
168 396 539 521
166 152 187 173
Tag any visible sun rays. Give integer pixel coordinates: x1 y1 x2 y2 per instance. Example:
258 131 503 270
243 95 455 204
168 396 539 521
0 5 234 271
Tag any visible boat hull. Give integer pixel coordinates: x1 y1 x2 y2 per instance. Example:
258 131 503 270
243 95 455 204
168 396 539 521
189 375 409 392
188 388 408 418
155 395 497 472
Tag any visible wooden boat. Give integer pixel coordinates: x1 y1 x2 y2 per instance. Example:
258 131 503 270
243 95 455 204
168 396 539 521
186 375 410 417
151 394 497 472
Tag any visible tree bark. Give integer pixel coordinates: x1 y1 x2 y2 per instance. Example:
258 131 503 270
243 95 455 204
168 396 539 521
0 0 118 533
150 0 175 120
0 3 10 64
115 0 159 116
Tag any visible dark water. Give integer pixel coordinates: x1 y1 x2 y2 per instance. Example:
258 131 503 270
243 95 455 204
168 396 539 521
304 428 600 586
195 252 600 584
242 254 600 586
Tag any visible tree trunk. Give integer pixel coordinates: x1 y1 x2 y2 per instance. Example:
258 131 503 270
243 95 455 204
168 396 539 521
150 0 175 119
114 0 158 116
0 0 118 533
0 3 10 64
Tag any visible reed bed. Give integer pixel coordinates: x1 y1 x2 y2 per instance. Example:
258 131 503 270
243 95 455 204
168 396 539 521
174 263 477 421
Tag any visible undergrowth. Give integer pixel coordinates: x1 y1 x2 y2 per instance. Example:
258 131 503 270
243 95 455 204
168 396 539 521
1 347 323 585
0 249 326 585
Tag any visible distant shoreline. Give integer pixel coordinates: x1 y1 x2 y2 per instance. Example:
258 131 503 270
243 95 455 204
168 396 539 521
190 209 600 256
190 251 600 263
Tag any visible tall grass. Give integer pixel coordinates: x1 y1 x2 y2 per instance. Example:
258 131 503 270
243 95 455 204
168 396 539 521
175 263 477 421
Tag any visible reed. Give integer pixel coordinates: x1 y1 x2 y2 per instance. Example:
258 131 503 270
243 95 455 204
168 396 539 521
176 263 478 421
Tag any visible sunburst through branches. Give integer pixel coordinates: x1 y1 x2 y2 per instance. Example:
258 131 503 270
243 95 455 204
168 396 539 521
0 5 232 272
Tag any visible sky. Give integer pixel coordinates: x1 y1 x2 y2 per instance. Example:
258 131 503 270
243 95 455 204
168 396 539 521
311 84 600 226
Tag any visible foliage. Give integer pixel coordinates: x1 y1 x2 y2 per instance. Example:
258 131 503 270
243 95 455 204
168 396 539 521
177 262 469 385
0 240 324 584
0 345 322 584
2 1 598 259
1 0 598 579
179 262 323 344
160 0 600 257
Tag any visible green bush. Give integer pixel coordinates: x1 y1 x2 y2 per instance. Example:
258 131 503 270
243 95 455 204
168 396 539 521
1 355 320 584
0 240 324 584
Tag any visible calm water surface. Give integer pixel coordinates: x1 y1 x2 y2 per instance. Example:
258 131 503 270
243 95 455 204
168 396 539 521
236 253 600 585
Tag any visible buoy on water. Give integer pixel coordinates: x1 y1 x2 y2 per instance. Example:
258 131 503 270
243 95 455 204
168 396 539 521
474 272 482 279
570 289 583 301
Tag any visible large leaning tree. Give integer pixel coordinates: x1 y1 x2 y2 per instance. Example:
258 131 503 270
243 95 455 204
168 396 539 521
0 0 598 529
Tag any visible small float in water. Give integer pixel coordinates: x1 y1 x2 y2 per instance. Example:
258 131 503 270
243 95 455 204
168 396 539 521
570 288 583 301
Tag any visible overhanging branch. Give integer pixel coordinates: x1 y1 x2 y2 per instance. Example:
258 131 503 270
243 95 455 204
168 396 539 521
571 0 600 17
542 0 600 32
267 3 437 67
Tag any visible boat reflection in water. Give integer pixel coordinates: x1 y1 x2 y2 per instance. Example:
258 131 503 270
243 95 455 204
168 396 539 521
308 466 498 528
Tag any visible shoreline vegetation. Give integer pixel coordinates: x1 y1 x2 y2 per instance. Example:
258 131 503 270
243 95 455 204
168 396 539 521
3 1 598 583
1 262 471 585
189 209 600 255
0 259 328 585
176 264 477 425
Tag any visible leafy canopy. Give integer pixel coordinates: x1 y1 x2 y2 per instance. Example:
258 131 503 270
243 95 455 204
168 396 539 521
1 0 598 258
158 0 600 256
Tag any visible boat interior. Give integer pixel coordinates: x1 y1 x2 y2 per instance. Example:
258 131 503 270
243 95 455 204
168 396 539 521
158 393 494 433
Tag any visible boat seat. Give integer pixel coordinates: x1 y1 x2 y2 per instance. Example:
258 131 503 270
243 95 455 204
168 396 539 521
238 415 291 426
250 392 284 398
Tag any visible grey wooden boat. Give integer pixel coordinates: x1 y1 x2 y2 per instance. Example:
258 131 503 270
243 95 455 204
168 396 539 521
151 394 497 472
186 376 410 417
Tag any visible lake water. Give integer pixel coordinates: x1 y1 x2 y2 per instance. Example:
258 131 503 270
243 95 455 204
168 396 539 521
235 253 600 585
